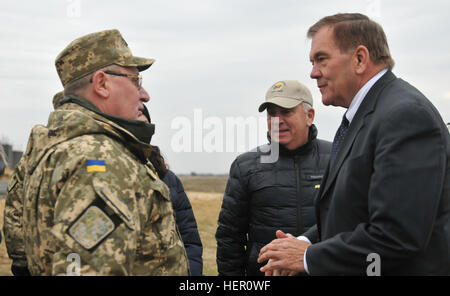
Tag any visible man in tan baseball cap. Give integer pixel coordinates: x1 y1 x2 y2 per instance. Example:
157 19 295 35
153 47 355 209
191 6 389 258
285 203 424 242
216 80 331 276
259 80 316 150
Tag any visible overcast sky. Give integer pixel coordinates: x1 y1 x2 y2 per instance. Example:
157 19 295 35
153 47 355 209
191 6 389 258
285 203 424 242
1 0 449 174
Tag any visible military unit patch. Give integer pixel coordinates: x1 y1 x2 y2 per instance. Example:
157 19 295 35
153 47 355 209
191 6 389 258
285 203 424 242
68 205 115 250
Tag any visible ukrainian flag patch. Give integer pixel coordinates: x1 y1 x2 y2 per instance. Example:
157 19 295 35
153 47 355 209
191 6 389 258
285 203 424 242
86 160 106 173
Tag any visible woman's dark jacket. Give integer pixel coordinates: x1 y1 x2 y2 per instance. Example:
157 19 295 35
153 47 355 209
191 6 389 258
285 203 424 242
163 170 203 276
215 125 331 275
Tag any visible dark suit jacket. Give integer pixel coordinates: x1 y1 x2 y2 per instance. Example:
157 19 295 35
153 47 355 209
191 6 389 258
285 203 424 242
303 70 450 275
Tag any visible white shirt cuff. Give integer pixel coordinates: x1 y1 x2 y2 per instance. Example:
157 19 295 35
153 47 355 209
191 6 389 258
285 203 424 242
297 236 311 275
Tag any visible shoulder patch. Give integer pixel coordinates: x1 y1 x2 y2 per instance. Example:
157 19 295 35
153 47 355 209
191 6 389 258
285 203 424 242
69 205 115 250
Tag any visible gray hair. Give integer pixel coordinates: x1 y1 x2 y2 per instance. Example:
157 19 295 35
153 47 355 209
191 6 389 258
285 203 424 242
302 102 312 113
307 13 395 70
63 64 120 96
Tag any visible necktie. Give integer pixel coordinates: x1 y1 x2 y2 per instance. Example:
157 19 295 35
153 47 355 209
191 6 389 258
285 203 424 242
330 115 349 168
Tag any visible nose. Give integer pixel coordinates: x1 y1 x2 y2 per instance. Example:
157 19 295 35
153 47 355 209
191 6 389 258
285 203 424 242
310 63 321 80
271 114 285 126
139 87 150 102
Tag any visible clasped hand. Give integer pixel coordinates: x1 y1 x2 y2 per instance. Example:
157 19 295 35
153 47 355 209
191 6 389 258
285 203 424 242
257 230 311 276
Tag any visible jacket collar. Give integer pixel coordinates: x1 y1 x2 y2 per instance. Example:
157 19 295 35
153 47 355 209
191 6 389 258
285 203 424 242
26 95 153 174
267 124 318 157
60 95 155 145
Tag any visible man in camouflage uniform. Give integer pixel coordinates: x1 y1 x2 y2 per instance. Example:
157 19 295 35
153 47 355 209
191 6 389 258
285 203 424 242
4 29 189 275
4 149 28 275
4 92 62 276
4 153 28 275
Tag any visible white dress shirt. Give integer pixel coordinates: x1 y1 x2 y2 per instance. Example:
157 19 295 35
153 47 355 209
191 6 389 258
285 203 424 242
298 68 388 274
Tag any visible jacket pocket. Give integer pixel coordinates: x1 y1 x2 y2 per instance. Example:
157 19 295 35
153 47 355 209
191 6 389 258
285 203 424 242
307 174 324 190
92 178 136 230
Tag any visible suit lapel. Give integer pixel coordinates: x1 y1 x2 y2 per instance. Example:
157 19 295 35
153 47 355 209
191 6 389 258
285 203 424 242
319 70 397 201
319 113 366 200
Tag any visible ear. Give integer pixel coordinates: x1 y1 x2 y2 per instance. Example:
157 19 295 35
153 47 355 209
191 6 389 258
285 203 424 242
306 107 315 126
353 45 370 75
91 71 110 98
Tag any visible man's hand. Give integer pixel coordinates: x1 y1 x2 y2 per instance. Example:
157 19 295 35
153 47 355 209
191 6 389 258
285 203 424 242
258 230 310 276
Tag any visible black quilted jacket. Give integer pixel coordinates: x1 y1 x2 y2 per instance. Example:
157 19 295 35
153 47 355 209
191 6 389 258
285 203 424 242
163 170 203 275
216 125 331 275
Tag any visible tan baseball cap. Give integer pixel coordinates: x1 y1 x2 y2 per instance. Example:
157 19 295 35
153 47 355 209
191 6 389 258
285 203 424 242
258 80 313 112
55 29 155 86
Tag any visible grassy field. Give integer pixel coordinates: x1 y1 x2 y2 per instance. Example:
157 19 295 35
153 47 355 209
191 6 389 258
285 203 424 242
180 175 228 276
0 175 227 276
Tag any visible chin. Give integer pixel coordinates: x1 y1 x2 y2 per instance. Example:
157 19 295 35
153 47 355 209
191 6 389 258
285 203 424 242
277 138 291 146
321 95 333 106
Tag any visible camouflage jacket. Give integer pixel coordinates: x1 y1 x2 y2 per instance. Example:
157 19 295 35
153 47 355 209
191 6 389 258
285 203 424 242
3 156 29 275
3 92 63 275
19 97 189 275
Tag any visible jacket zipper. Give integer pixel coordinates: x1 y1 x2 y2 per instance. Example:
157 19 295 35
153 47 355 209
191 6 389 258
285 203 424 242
294 156 302 235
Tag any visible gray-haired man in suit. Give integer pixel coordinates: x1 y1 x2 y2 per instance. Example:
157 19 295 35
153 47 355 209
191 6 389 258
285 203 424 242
258 13 450 276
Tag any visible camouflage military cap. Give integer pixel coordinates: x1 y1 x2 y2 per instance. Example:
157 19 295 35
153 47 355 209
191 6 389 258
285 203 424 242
55 29 155 86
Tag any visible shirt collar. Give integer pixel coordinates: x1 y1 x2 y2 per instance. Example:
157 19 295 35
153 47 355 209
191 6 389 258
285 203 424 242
346 68 388 124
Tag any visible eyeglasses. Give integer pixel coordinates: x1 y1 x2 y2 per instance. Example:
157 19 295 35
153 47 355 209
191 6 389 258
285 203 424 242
103 71 143 89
